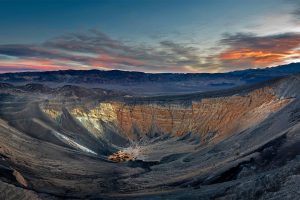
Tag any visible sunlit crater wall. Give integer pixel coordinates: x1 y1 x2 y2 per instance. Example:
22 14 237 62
63 87 291 143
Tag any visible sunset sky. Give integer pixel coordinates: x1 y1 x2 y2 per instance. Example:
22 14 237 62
1 0 300 73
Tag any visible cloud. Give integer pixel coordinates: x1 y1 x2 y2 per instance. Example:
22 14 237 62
0 30 209 73
218 32 300 68
159 40 202 66
1 29 300 73
293 9 300 20
288 0 300 21
0 58 70 72
44 29 132 55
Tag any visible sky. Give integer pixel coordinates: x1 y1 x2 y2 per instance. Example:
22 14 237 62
0 0 300 73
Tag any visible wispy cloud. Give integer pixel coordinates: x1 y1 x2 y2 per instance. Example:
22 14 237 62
218 32 300 69
1 29 300 73
288 0 300 22
0 30 210 73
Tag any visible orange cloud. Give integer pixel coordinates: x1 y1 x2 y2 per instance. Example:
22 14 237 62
219 49 296 66
0 58 69 72
219 33 300 67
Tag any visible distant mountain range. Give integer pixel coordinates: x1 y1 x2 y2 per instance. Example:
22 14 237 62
1 62 300 96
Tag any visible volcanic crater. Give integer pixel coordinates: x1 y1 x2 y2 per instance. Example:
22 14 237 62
0 74 300 199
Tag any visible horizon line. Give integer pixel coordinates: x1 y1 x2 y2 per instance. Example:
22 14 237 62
0 62 299 75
